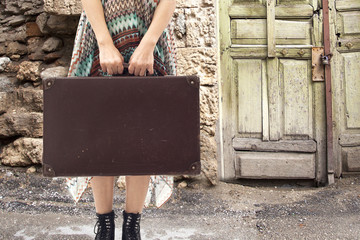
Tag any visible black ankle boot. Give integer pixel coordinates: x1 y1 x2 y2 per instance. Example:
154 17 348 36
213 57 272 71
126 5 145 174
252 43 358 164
94 210 117 240
122 210 142 240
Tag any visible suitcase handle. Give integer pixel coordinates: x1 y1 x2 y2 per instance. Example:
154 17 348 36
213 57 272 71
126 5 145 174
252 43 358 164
98 62 151 76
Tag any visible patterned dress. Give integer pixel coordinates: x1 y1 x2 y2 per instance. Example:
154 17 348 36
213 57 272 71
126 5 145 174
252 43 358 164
65 0 177 208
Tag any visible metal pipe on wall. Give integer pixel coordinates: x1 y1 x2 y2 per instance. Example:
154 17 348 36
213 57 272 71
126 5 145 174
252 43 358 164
322 0 335 184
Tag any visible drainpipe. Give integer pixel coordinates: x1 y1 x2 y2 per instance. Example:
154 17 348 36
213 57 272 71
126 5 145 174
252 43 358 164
321 0 335 184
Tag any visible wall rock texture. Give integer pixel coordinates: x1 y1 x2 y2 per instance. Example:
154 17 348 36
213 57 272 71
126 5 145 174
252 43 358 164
0 0 219 185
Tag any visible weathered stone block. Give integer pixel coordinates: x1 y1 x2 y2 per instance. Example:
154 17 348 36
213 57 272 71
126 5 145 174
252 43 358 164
26 22 43 37
3 0 21 14
21 0 44 16
44 51 63 63
36 13 49 35
202 0 214 7
28 50 46 61
14 24 27 43
8 15 26 27
26 166 37 173
9 54 21 61
185 8 216 47
43 0 83 15
200 85 218 130
4 61 20 73
45 15 79 35
200 130 218 185
5 0 44 16
0 57 11 72
0 45 5 54
176 0 201 8
0 75 16 92
27 37 44 53
6 41 28 57
176 47 217 85
42 37 63 53
0 92 12 114
16 61 42 82
40 66 68 80
0 112 43 137
173 9 186 48
36 13 79 35
14 88 43 112
0 137 43 166
27 36 47 61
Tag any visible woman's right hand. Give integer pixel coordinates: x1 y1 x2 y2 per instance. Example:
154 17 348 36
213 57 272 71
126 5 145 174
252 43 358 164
98 42 125 75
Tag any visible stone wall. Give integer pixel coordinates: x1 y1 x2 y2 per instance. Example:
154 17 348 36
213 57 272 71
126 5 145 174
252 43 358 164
0 0 79 169
0 0 219 185
174 0 218 185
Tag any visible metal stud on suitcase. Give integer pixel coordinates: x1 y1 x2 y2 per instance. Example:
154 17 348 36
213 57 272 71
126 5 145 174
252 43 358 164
42 73 200 177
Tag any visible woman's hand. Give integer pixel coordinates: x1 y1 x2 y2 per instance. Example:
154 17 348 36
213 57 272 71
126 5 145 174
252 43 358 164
98 42 125 75
127 0 176 76
128 41 155 76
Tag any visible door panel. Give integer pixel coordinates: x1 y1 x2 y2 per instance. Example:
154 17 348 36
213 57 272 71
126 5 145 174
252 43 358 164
343 52 360 129
335 0 360 11
229 4 314 19
219 0 324 182
231 19 312 45
235 59 263 136
334 1 360 174
233 0 264 3
236 152 316 178
278 0 312 4
280 59 313 139
342 147 360 172
338 12 360 35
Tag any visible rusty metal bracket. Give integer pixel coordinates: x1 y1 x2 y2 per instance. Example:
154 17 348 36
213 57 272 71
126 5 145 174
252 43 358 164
312 47 325 82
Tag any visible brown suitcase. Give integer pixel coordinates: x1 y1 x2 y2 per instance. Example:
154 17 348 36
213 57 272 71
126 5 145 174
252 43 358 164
42 74 200 177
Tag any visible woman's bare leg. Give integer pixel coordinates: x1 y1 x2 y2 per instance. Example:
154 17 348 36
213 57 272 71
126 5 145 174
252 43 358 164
90 176 115 214
125 175 151 213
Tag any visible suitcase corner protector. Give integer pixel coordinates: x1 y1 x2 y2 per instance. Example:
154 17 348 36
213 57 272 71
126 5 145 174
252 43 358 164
186 75 200 88
43 78 55 90
189 161 201 175
42 163 56 177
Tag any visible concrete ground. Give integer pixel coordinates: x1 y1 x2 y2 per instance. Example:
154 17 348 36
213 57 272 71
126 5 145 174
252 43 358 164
0 165 359 240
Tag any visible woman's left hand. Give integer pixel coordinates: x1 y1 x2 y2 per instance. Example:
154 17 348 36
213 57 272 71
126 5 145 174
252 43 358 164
128 41 155 76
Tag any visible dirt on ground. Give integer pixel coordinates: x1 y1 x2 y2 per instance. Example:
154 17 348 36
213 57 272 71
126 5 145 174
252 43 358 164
0 165 359 240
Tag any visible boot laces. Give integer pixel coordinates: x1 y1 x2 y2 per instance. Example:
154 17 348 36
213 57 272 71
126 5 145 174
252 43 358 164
94 212 118 239
124 213 141 239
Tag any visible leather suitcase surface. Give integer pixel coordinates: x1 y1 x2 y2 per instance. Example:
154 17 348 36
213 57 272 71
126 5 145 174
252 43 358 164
42 75 200 177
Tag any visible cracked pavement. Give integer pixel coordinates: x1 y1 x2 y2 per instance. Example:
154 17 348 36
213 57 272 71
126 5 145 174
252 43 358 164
0 165 359 240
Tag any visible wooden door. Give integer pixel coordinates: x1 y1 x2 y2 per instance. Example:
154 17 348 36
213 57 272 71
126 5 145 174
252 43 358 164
333 0 360 175
219 0 328 184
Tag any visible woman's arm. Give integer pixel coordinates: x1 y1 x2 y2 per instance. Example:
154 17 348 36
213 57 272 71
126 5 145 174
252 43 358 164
128 0 177 76
80 0 176 76
80 0 112 46
81 0 125 75
142 0 177 49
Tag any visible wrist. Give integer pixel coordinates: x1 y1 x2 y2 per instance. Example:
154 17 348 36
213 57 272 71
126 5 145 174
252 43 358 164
97 36 114 48
140 34 158 49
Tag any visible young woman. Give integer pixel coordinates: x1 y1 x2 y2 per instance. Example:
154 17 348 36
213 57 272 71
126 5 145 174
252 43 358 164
65 0 177 239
